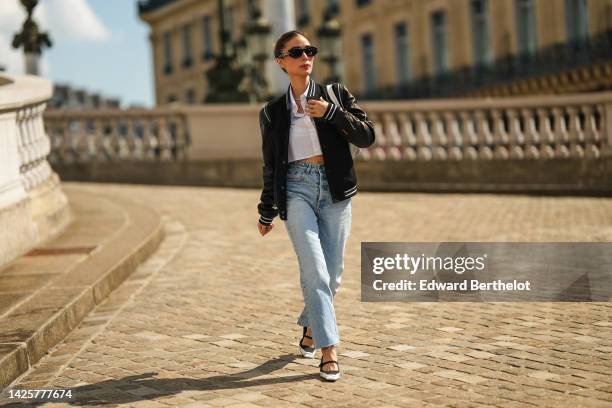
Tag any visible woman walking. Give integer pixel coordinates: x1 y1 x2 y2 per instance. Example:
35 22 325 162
256 30 375 381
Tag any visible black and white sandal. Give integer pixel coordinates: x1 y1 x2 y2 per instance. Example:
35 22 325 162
319 357 340 381
298 326 316 358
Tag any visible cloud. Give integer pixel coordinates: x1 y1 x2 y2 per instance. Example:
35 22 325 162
0 0 111 74
0 32 24 74
37 0 112 43
0 0 24 31
0 0 25 73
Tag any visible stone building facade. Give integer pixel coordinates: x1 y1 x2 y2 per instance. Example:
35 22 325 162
138 0 612 104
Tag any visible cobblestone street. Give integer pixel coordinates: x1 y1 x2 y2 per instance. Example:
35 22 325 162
2 182 611 407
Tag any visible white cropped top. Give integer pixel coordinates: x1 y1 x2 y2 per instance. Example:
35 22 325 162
287 81 322 163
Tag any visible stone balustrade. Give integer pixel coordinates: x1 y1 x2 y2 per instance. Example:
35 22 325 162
360 92 612 162
44 108 190 164
45 91 612 163
17 103 53 190
45 91 612 194
0 73 71 267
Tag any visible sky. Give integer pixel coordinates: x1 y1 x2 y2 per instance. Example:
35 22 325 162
0 0 154 107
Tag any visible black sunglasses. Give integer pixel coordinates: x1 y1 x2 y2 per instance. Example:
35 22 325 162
277 46 318 59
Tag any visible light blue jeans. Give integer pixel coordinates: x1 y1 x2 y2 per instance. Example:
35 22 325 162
283 160 352 349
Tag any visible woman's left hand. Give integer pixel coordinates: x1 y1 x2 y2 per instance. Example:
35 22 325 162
305 97 329 118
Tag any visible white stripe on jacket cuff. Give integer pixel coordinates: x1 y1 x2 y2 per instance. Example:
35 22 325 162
259 216 273 225
323 103 338 121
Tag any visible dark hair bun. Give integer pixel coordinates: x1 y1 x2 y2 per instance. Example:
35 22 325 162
273 31 310 58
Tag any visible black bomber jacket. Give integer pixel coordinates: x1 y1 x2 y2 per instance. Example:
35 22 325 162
257 77 376 225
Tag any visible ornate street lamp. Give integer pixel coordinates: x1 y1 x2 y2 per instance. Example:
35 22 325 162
245 8 271 102
234 36 251 69
204 0 249 103
234 35 259 103
317 10 342 84
12 0 52 76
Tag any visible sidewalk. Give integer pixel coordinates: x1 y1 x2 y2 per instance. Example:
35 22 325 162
1 182 611 407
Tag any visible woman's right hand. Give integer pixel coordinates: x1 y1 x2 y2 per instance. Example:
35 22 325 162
258 221 274 236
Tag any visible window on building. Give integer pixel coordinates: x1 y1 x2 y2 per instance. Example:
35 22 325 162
297 0 310 27
246 0 257 20
361 33 376 92
225 5 234 42
394 22 411 84
163 31 173 74
356 0 371 7
431 10 449 75
326 0 340 16
565 0 589 42
167 94 177 103
186 88 196 105
202 15 214 60
471 0 491 66
515 0 537 55
182 23 192 68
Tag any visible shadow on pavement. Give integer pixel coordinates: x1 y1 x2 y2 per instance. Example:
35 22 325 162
2 354 321 406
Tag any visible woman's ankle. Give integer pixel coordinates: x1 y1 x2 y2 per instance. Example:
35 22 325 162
320 345 338 371
321 345 337 356
301 327 314 347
